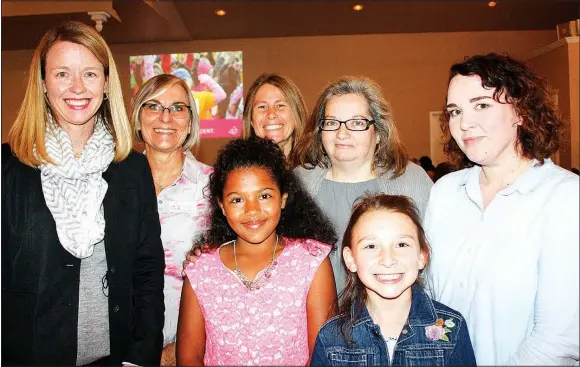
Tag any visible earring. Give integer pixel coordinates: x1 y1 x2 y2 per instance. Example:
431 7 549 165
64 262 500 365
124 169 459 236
103 93 108 100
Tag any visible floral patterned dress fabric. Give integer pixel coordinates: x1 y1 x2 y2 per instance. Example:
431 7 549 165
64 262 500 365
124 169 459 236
184 237 332 366
156 151 213 346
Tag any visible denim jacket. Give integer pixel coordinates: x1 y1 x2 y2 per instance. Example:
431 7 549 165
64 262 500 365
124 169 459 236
311 285 476 366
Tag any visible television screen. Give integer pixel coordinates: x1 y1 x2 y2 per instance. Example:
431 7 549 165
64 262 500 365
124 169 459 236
130 51 243 138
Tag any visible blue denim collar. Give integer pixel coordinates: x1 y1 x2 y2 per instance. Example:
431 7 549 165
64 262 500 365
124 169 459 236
350 284 438 330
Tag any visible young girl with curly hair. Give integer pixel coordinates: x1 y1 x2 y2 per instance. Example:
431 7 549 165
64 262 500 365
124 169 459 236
176 137 337 366
311 194 476 366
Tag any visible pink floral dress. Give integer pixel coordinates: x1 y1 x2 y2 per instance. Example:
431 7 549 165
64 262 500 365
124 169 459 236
184 237 332 366
155 151 213 346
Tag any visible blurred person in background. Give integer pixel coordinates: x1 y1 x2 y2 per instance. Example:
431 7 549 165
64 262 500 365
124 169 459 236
419 155 436 181
433 161 457 182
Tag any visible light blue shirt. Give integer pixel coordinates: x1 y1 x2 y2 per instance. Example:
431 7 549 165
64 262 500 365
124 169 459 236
425 159 579 365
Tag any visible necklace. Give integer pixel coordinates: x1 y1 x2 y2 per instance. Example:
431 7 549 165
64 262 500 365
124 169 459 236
233 235 279 291
153 179 165 191
153 167 183 193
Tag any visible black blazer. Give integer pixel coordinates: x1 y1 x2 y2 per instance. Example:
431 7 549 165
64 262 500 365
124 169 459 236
1 143 165 365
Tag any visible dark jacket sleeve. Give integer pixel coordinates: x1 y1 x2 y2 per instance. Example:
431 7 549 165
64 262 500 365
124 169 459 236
124 157 165 365
449 318 477 366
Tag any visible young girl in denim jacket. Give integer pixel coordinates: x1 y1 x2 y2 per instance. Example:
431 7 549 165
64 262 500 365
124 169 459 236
311 194 476 366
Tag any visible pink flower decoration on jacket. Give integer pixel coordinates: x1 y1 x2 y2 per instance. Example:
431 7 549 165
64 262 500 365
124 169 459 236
425 317 454 342
425 325 445 341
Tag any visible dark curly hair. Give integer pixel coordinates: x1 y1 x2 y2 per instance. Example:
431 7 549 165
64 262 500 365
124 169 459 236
190 136 337 253
441 53 564 169
338 194 431 343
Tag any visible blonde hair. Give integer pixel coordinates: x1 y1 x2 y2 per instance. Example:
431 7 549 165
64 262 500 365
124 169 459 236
242 73 307 154
130 74 200 151
7 20 132 167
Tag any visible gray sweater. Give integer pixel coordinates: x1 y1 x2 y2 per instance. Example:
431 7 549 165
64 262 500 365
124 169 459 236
294 162 433 294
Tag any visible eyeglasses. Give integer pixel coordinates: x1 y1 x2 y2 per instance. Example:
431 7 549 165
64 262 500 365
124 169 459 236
319 118 375 131
142 102 191 120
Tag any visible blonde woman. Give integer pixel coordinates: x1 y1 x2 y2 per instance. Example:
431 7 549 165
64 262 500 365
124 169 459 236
2 21 164 365
130 74 212 366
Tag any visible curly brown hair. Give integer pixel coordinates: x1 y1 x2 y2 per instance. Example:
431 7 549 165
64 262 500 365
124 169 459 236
188 136 337 255
441 53 564 168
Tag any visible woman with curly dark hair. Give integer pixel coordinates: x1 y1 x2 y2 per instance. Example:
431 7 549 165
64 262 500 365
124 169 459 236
176 136 337 366
425 53 579 365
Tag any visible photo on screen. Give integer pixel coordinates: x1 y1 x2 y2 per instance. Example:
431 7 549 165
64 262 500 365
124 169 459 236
130 51 243 139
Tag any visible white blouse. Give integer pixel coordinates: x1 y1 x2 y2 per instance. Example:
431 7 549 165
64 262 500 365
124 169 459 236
425 159 579 365
154 151 213 346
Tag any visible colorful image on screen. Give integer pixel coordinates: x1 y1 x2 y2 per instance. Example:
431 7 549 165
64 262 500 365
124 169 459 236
130 51 243 139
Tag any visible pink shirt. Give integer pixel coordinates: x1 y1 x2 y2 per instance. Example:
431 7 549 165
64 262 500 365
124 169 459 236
184 237 332 366
156 151 212 345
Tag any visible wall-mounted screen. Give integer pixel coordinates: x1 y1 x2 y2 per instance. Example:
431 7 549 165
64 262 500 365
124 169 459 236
130 51 243 139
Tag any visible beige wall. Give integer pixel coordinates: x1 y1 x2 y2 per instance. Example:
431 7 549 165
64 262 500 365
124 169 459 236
568 42 579 169
528 38 579 170
2 30 556 165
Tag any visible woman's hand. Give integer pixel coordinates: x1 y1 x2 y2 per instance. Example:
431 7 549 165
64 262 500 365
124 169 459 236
161 343 176 366
181 244 210 277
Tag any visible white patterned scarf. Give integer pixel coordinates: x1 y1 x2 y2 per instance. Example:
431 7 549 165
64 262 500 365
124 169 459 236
38 116 115 259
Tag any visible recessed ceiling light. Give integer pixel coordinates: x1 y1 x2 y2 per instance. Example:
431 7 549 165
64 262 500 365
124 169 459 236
215 9 226 16
353 4 364 11
488 1 497 7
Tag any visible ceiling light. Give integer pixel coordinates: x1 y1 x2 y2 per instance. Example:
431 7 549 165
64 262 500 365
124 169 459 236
215 9 226 16
488 1 497 7
353 4 364 11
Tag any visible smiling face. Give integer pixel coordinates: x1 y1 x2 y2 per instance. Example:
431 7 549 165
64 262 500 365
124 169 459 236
43 41 107 130
251 84 296 154
321 93 379 169
343 210 426 303
139 83 192 154
446 74 522 167
218 166 288 246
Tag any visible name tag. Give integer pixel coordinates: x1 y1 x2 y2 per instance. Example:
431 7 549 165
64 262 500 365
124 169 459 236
168 200 199 212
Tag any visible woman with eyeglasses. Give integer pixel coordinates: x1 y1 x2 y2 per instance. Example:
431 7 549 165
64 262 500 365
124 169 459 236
293 76 433 295
130 74 212 366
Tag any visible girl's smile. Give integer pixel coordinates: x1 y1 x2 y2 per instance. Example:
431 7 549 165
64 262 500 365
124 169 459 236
374 273 403 283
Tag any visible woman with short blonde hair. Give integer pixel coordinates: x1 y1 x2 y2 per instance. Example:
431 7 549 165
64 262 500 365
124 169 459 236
131 74 200 151
130 74 213 367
